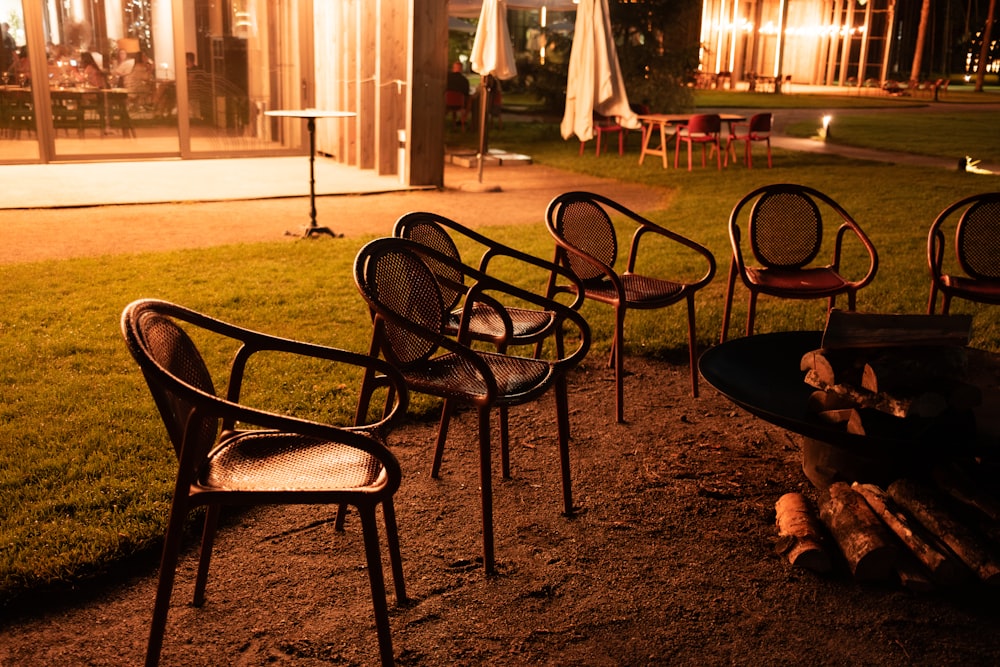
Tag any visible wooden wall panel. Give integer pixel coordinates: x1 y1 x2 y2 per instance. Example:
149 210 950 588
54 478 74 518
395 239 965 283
313 0 445 186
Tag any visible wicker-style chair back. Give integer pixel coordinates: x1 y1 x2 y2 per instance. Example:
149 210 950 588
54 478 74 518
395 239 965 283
927 192 1000 314
545 191 717 421
748 189 823 268
121 299 408 667
354 237 590 575
722 183 879 342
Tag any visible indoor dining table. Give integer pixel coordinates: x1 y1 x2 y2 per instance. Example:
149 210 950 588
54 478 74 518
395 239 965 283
636 113 746 168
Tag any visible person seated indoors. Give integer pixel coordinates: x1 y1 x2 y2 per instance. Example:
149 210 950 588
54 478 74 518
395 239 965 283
78 52 108 88
110 48 135 87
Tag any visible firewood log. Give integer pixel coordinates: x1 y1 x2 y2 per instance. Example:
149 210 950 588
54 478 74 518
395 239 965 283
852 482 968 586
932 464 1000 522
819 482 898 582
820 311 972 350
804 370 919 419
774 493 833 573
888 479 1000 586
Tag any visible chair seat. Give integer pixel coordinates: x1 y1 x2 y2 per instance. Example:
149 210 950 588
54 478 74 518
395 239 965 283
448 304 557 342
205 432 386 492
745 266 849 295
941 275 1000 303
581 273 686 306
401 351 554 403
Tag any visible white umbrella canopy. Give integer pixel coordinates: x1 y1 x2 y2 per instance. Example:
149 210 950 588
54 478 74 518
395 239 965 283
450 0 579 18
470 0 518 81
560 0 639 143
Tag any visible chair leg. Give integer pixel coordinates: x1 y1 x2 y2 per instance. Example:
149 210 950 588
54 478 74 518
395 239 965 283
686 294 699 398
358 504 396 667
617 130 624 155
192 503 222 606
499 405 511 479
430 399 456 478
145 499 190 667
555 377 574 515
720 258 739 343
765 138 772 168
745 292 758 338
579 140 585 156
614 307 626 423
381 498 407 603
927 285 939 314
942 294 952 315
477 407 496 574
746 140 753 169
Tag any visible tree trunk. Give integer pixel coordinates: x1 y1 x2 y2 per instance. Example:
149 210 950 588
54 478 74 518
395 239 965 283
975 0 998 92
909 0 932 84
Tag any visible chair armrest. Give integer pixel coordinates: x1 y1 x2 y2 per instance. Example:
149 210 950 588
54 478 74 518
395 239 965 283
832 221 879 288
621 215 716 289
478 243 586 311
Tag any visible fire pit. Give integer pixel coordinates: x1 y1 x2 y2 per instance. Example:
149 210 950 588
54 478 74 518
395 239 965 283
698 331 990 487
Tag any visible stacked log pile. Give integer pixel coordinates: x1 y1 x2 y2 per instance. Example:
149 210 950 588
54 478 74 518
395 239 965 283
773 311 1000 591
774 469 1000 591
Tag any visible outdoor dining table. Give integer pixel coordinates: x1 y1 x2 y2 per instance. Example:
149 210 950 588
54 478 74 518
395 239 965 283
264 108 356 237
636 113 747 168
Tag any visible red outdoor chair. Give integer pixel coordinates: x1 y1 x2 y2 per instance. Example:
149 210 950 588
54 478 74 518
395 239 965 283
675 113 722 170
927 192 1000 314
725 112 772 169
721 184 879 342
445 90 468 132
544 191 717 422
580 113 624 156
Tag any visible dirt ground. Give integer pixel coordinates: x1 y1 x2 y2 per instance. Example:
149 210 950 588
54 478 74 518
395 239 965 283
2 164 1000 666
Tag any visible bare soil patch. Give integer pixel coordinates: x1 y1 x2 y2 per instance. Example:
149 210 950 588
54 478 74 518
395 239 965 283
2 354 1000 666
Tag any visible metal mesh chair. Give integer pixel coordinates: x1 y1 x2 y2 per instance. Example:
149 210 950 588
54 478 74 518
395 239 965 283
721 183 879 342
354 238 590 574
121 299 408 667
544 191 717 423
393 211 585 482
927 192 1000 314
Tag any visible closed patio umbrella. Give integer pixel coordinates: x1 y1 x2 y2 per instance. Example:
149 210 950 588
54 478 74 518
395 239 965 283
469 0 518 183
560 0 640 144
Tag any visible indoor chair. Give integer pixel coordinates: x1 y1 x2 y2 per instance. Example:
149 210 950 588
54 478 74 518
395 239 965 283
121 298 408 667
721 183 879 342
353 238 590 575
544 191 717 422
927 192 1000 314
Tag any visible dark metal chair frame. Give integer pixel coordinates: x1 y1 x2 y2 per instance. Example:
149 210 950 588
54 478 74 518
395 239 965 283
121 299 408 667
721 183 879 342
927 192 1000 314
393 211 585 480
544 191 717 423
354 238 590 575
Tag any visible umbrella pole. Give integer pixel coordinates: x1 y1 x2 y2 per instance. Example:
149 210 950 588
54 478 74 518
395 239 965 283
477 75 492 183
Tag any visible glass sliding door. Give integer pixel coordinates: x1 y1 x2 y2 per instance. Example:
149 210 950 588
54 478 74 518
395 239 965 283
0 0 309 164
183 0 309 155
45 0 181 158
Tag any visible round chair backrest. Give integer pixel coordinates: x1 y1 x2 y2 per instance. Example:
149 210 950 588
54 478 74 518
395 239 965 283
956 197 1000 280
395 214 465 311
358 241 447 367
552 197 619 284
133 309 218 460
748 189 822 268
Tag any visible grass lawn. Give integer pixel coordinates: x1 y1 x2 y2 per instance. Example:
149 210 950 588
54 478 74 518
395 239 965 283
2 90 1000 607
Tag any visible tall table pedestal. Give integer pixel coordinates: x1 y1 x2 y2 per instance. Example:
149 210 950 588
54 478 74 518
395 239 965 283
265 109 356 237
